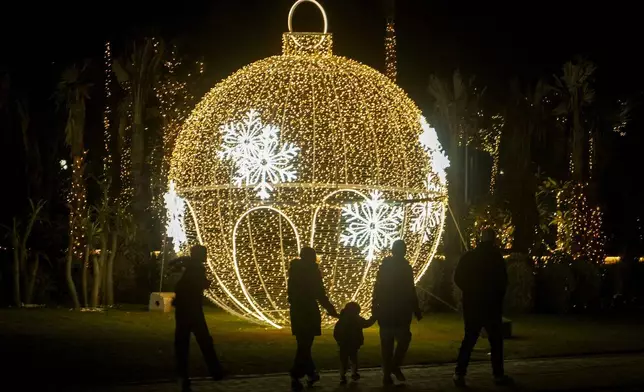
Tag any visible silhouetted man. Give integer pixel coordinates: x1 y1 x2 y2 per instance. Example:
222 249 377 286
372 240 422 385
453 228 512 387
173 245 224 392
288 247 338 392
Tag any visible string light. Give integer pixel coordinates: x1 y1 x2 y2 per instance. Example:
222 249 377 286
481 114 503 194
154 44 201 231
556 183 604 263
588 129 594 179
70 153 87 260
384 18 396 82
168 3 448 328
103 41 112 175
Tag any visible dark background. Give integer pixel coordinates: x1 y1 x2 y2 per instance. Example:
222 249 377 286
1 0 642 253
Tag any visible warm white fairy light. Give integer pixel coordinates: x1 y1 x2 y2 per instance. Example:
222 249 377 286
340 190 403 262
164 180 187 253
168 1 448 328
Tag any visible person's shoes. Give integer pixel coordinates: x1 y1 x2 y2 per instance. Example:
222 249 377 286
392 367 406 382
494 375 514 386
340 374 348 385
453 373 466 388
291 378 304 392
178 377 192 392
306 372 321 387
383 374 394 386
351 372 361 381
212 368 228 381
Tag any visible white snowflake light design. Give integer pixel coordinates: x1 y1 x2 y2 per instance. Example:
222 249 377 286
409 178 444 242
164 180 187 253
340 191 404 262
419 115 450 185
219 110 299 199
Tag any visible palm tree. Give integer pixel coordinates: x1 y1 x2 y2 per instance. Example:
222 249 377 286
553 59 596 180
501 78 552 252
427 70 483 255
57 62 92 309
113 38 164 250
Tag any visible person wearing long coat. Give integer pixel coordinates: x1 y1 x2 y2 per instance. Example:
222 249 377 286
288 247 338 391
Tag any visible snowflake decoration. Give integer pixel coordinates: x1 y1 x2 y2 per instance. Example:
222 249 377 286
219 110 299 199
219 109 300 200
340 191 404 262
164 180 187 253
419 115 450 185
409 179 444 242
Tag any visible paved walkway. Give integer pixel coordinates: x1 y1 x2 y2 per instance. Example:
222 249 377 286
100 354 644 392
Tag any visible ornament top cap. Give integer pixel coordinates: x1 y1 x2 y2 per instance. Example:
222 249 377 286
283 0 333 56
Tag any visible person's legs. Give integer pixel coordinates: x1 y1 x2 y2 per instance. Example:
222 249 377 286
349 349 359 379
379 327 395 377
192 312 224 379
392 326 412 370
290 335 315 379
339 347 349 378
174 315 192 390
484 317 505 378
455 318 482 376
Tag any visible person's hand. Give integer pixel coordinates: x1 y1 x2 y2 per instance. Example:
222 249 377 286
415 310 423 322
328 309 340 318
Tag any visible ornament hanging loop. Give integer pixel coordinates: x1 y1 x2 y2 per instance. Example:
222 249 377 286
288 0 328 35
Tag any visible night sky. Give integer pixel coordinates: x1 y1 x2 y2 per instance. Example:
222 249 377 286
2 0 642 252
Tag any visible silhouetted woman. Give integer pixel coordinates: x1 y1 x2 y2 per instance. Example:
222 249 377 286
288 247 338 391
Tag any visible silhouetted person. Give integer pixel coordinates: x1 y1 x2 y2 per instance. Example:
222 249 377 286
288 247 338 392
453 228 512 387
372 240 422 385
333 302 376 384
173 245 224 392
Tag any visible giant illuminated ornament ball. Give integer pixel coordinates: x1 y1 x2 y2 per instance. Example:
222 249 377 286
166 0 449 328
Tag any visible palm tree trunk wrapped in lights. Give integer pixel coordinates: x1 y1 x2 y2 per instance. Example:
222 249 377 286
57 63 91 309
553 59 606 263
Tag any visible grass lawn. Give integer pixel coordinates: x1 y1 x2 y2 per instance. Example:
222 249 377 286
1 307 643 387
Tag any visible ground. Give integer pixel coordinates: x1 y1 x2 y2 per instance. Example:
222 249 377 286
1 307 643 389
99 354 644 392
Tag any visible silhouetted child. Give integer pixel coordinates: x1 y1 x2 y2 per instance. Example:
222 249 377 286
333 302 376 384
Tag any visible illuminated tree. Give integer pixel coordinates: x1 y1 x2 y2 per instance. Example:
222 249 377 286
57 63 91 309
382 0 396 82
554 58 596 180
113 38 164 248
501 79 552 252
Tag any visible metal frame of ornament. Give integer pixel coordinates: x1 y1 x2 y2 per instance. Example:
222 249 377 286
232 206 301 329
183 185 447 329
287 0 329 49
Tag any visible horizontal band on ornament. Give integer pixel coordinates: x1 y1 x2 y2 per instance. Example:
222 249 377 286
177 182 448 198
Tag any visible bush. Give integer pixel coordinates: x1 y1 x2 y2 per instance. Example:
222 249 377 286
504 253 535 314
536 252 577 314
